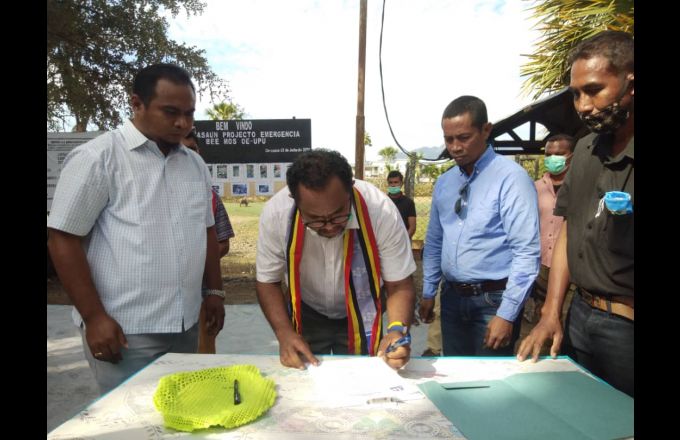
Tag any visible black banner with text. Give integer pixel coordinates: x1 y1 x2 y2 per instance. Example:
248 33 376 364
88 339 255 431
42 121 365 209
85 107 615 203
194 119 312 163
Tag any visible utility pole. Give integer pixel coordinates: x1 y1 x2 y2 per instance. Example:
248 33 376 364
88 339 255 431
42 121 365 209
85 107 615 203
354 0 367 179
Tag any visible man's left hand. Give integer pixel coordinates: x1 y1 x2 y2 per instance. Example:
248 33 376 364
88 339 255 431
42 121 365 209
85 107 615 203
377 331 411 370
484 316 513 350
204 295 225 336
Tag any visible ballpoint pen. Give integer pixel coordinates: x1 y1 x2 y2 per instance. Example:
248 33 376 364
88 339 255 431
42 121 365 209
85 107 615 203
234 379 241 405
386 334 412 353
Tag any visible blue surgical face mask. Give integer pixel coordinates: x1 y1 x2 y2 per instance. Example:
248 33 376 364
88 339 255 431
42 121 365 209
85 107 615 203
544 155 568 175
595 191 633 217
387 186 401 195
604 191 633 214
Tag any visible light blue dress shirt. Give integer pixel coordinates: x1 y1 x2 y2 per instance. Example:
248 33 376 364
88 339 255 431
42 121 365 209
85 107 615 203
422 146 540 321
48 120 215 334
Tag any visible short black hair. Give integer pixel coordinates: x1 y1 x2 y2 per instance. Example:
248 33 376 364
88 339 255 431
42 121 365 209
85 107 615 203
133 63 195 107
387 170 403 181
568 31 634 76
545 134 576 152
286 149 353 202
441 95 488 130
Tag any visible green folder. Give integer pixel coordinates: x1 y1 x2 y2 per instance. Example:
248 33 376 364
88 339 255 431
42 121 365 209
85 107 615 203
418 372 633 440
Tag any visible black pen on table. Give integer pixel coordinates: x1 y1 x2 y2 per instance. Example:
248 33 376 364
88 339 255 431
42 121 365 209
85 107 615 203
234 379 241 405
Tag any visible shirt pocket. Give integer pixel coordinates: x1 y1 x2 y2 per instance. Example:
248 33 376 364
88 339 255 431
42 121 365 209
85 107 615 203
600 211 634 258
470 197 501 236
175 181 209 224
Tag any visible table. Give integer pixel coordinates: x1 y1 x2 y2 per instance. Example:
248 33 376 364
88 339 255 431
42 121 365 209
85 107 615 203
47 354 602 439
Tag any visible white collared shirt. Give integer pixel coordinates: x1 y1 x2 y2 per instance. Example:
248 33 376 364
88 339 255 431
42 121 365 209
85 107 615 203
256 179 416 318
48 119 214 333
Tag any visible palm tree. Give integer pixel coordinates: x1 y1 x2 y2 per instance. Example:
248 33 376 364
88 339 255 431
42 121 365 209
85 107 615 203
206 101 246 120
364 131 372 148
521 0 634 100
378 146 398 165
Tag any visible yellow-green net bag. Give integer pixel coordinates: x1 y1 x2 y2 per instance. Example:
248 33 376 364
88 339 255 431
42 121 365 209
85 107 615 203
153 364 276 432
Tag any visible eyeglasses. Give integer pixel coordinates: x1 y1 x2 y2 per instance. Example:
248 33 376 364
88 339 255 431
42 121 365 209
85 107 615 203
302 197 353 229
454 181 470 215
303 213 352 229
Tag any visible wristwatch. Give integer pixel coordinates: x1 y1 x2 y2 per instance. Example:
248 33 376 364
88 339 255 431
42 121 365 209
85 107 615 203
387 321 408 335
202 289 226 299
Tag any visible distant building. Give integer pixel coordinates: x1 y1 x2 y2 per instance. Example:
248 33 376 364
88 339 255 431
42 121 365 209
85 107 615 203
352 158 409 178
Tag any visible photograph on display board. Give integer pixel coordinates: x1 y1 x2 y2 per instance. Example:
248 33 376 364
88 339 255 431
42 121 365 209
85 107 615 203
273 164 281 178
212 185 223 197
232 183 248 196
232 164 241 178
206 164 213 177
257 183 272 196
216 164 228 179
259 164 268 179
246 164 255 179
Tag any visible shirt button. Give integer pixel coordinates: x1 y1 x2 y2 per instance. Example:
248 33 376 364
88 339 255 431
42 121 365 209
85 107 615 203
578 252 583 258
587 224 592 229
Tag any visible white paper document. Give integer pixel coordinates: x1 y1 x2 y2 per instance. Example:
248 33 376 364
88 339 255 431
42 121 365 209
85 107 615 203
305 357 424 407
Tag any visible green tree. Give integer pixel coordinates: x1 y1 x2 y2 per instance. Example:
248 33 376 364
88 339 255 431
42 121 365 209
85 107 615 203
48 0 229 132
206 101 246 120
364 131 372 148
521 0 634 100
421 163 443 181
378 146 398 165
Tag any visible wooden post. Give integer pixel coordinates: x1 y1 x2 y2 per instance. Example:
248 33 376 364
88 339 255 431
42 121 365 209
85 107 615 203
354 0 367 179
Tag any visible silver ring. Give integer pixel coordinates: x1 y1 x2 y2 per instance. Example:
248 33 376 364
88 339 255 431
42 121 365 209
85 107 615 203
94 352 103 357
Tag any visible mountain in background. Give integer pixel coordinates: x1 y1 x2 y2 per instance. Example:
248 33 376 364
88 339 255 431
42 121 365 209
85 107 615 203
367 145 444 161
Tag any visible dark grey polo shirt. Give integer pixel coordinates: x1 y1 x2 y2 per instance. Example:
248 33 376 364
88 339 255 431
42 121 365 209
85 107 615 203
554 132 634 297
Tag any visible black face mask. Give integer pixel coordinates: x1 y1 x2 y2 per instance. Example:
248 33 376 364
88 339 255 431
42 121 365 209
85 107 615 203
578 80 631 134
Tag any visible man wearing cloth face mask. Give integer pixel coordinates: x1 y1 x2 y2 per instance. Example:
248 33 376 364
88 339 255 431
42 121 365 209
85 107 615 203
523 134 577 326
518 31 634 397
386 170 417 239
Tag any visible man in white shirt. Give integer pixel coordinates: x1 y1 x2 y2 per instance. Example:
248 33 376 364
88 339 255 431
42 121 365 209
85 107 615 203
47 64 225 394
256 149 416 370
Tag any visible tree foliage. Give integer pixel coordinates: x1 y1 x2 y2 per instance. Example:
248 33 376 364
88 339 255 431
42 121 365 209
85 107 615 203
48 0 229 132
205 101 246 120
521 0 634 100
364 131 372 148
378 146 398 164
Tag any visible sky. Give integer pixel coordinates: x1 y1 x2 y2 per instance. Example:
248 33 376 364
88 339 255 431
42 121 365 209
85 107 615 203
166 0 542 163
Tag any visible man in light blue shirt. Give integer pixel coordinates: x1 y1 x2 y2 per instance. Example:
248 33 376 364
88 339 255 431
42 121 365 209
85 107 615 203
420 95 540 356
47 64 225 394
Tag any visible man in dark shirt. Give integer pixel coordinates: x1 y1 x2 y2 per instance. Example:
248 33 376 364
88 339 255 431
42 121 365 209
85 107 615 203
517 31 634 397
386 170 416 239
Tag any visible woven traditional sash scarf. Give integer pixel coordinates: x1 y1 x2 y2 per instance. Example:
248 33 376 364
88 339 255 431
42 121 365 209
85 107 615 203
286 187 383 355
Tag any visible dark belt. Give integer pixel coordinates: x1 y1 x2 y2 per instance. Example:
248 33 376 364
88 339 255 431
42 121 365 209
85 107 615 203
448 278 508 297
578 287 634 321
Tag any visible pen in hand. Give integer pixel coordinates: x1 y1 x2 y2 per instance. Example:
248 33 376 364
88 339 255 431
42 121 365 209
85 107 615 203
386 334 411 353
234 379 241 405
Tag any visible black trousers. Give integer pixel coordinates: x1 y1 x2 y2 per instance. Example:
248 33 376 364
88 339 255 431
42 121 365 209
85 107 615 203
300 301 349 354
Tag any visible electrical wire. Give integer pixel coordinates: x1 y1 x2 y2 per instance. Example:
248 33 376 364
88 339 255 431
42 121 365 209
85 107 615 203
379 0 449 163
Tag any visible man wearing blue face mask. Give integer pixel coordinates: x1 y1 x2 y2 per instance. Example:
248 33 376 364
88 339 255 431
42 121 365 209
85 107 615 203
518 31 634 397
386 170 417 239
523 135 577 327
